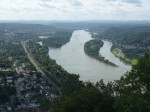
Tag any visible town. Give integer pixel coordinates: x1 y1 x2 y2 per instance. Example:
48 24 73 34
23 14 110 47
0 60 58 111
0 24 61 111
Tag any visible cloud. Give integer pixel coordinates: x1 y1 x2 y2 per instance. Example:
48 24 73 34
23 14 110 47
122 0 141 3
39 3 56 9
122 0 142 6
0 0 149 20
70 0 83 6
39 0 52 1
106 0 142 6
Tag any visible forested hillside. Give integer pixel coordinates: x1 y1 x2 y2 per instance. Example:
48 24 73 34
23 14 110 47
42 31 73 48
94 26 150 63
100 26 150 39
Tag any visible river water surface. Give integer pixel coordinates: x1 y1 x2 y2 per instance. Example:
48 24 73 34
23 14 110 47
48 30 131 83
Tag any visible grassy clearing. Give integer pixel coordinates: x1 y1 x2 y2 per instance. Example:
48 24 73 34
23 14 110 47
112 48 125 58
112 48 138 65
131 59 138 65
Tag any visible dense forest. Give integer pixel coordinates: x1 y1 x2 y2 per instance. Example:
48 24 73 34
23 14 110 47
84 39 116 66
42 31 73 48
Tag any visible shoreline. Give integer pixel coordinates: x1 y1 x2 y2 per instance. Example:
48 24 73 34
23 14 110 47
84 39 117 67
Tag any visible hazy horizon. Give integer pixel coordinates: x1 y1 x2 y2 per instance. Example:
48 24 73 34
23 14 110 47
0 0 150 21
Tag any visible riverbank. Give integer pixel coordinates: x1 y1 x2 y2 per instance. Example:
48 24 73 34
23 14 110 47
84 39 117 67
111 47 138 65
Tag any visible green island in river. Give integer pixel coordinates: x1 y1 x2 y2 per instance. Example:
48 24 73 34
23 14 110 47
84 39 117 67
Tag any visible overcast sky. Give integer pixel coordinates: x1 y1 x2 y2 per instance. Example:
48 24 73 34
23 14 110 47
0 0 150 20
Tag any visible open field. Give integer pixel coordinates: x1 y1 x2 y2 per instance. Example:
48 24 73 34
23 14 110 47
112 48 138 65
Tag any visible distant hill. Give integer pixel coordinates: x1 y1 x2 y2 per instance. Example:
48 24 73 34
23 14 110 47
0 23 56 33
101 26 150 39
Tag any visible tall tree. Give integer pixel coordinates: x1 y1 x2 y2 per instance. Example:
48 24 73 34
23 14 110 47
114 53 150 112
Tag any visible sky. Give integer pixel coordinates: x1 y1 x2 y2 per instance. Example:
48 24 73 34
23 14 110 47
0 0 150 20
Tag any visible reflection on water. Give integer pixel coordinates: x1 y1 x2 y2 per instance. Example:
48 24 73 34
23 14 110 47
48 30 131 83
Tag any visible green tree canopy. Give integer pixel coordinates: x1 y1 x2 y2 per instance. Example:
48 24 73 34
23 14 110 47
52 86 114 112
114 53 150 112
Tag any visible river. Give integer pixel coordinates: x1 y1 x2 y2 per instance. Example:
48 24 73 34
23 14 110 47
48 30 131 83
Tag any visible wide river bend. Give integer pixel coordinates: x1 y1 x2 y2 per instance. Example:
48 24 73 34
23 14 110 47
48 30 131 83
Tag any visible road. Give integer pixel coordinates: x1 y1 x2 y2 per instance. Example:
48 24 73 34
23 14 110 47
21 41 60 90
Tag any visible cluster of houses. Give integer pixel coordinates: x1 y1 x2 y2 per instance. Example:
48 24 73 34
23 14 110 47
0 64 58 112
